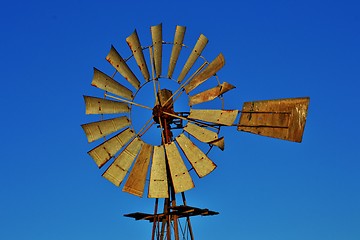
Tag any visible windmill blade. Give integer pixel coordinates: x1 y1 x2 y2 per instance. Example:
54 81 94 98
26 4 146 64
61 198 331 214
167 25 186 78
184 122 224 150
188 109 238 126
177 34 208 83
176 134 217 178
151 23 162 78
91 68 133 100
184 53 225 93
81 116 130 143
165 142 194 193
123 143 153 197
88 128 135 168
189 82 235 106
106 45 141 90
126 30 150 81
237 97 310 142
102 138 143 186
148 145 169 198
84 96 130 115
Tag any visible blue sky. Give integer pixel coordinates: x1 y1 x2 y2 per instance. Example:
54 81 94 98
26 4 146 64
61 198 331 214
1 0 359 239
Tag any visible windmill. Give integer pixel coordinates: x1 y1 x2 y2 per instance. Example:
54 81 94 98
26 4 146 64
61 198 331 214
82 23 310 240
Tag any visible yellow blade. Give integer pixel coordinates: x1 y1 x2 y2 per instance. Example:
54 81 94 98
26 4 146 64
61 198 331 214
165 142 194 193
238 97 310 143
189 82 235 106
176 134 217 178
184 53 225 93
177 34 208 83
167 25 186 78
102 138 143 186
126 30 150 81
81 116 130 143
91 68 133 100
188 109 238 126
84 96 129 115
183 122 224 150
123 144 153 197
151 23 162 78
106 46 141 90
148 145 169 198
88 128 135 168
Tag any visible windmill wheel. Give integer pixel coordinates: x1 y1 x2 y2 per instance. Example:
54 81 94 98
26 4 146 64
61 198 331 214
82 24 234 198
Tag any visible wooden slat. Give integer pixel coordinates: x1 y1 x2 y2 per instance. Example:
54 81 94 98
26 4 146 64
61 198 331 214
177 34 208 83
84 96 129 115
165 142 194 193
183 122 224 150
148 145 169 198
123 144 153 197
151 23 162 78
238 97 310 142
102 138 143 186
106 45 141 90
81 116 130 143
184 53 225 93
91 68 133 100
88 128 135 168
167 25 186 78
126 30 150 81
188 109 238 126
176 134 216 178
189 82 235 106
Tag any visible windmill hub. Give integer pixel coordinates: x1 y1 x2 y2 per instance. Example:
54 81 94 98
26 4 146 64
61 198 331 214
152 88 175 125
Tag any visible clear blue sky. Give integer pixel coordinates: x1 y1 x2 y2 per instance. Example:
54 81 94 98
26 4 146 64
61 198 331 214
1 0 359 239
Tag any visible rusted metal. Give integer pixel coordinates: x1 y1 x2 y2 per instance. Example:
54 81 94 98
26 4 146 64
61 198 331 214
123 143 153 197
91 68 133 100
176 134 217 178
106 45 141 89
183 122 224 150
165 141 195 193
103 138 143 186
184 53 225 93
151 24 162 78
189 82 235 106
167 25 186 78
81 116 130 143
188 109 239 126
177 34 208 83
237 97 310 142
83 96 130 115
87 128 135 168
126 30 150 81
148 145 169 198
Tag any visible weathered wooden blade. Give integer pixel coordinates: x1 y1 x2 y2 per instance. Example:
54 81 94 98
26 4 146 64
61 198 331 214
188 109 238 126
91 68 133 100
102 138 143 186
126 30 150 81
123 144 153 197
148 145 169 198
176 134 217 178
106 45 141 90
151 23 162 78
165 142 194 193
189 82 235 106
88 128 135 168
183 122 224 150
81 116 130 143
167 25 186 78
84 96 130 115
184 53 225 93
177 34 208 83
237 97 310 142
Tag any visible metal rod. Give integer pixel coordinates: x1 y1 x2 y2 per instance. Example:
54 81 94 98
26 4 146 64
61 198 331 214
104 93 152 110
162 111 219 130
